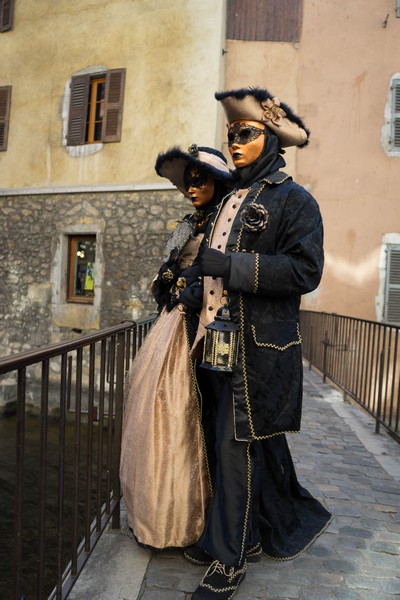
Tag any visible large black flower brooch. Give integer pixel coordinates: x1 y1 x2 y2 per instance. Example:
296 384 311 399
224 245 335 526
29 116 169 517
240 203 269 232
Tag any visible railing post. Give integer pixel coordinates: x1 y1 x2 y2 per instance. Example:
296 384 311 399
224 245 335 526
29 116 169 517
112 330 126 529
14 368 26 600
322 330 329 383
375 349 385 434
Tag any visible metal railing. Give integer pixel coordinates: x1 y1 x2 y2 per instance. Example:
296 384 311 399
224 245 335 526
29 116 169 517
0 315 156 600
300 310 400 442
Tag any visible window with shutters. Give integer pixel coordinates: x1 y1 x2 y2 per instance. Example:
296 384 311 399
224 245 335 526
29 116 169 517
384 245 400 324
0 0 14 32
67 235 97 303
67 68 126 146
227 0 303 43
391 79 400 151
397 0 400 18
0 85 11 151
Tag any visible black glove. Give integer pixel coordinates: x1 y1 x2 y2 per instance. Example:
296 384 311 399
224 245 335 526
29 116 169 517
179 263 202 286
167 281 203 313
158 260 179 284
200 248 229 278
173 280 203 313
153 260 179 308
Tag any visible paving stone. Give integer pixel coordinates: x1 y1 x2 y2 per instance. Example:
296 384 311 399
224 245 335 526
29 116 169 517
344 574 386 592
140 589 187 599
369 541 400 554
369 551 400 569
339 526 374 539
322 559 358 574
384 579 400 595
335 589 364 600
298 588 337 600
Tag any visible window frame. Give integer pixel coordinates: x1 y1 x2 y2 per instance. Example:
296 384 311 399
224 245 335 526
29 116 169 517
0 85 11 151
67 235 97 304
0 0 14 32
86 76 106 144
391 79 400 152
67 68 126 146
384 244 400 324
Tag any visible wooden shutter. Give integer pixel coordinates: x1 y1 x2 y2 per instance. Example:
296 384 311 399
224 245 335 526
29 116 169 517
102 68 126 143
0 85 11 151
67 74 90 146
0 0 14 32
392 79 400 151
385 246 400 324
227 0 303 43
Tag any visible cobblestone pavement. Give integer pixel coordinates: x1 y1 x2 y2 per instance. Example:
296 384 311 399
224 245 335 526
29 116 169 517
70 366 400 600
135 367 400 600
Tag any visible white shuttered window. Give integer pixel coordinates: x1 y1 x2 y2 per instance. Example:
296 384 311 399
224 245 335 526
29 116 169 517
391 79 400 151
384 245 400 324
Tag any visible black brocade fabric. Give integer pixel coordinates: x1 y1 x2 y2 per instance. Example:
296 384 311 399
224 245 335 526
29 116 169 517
256 435 331 558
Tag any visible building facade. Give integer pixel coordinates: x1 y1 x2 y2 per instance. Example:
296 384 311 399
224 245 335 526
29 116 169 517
0 0 227 355
1 0 400 359
223 0 400 323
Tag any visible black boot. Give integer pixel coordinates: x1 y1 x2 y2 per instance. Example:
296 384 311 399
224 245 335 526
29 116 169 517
191 560 247 599
184 542 262 566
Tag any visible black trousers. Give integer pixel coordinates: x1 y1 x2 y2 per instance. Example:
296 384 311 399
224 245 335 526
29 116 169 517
196 369 262 567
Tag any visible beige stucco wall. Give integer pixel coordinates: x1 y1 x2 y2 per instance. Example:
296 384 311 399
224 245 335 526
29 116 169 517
298 1 400 320
0 0 226 189
223 40 301 174
224 2 400 322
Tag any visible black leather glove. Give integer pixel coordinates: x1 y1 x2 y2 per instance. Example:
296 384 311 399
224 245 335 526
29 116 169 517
179 263 202 286
179 281 203 312
200 248 229 278
173 280 203 313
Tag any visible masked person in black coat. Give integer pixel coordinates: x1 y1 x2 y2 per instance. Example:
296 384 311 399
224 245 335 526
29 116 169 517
185 88 332 600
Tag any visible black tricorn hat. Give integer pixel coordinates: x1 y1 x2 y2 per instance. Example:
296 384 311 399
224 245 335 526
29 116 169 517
155 144 233 197
215 87 310 148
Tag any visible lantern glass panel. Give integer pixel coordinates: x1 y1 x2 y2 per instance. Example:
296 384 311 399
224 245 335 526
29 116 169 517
203 329 214 364
216 331 232 366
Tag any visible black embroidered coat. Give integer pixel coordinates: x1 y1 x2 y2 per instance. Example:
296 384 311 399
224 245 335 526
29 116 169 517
205 171 324 441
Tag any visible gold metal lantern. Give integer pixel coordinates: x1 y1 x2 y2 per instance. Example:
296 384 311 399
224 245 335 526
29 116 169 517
200 300 240 372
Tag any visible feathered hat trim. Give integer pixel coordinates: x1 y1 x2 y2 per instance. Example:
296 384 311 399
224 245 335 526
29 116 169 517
155 144 232 196
215 87 310 148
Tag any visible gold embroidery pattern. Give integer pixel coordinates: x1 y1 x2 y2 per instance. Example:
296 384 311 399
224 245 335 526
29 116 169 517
238 292 257 438
251 322 302 350
199 561 247 593
238 299 304 441
253 253 260 294
233 180 304 442
183 315 213 496
239 443 252 564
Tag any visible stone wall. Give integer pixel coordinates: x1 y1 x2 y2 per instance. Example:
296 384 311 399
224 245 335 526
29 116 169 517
0 189 187 357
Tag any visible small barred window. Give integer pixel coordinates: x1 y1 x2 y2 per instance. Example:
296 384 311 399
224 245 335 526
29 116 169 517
391 79 400 151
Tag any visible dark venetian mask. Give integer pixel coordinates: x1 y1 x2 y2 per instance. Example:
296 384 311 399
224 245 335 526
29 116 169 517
184 167 208 191
227 122 265 147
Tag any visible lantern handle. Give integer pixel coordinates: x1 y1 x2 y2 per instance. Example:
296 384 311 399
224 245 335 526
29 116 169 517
221 290 230 306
